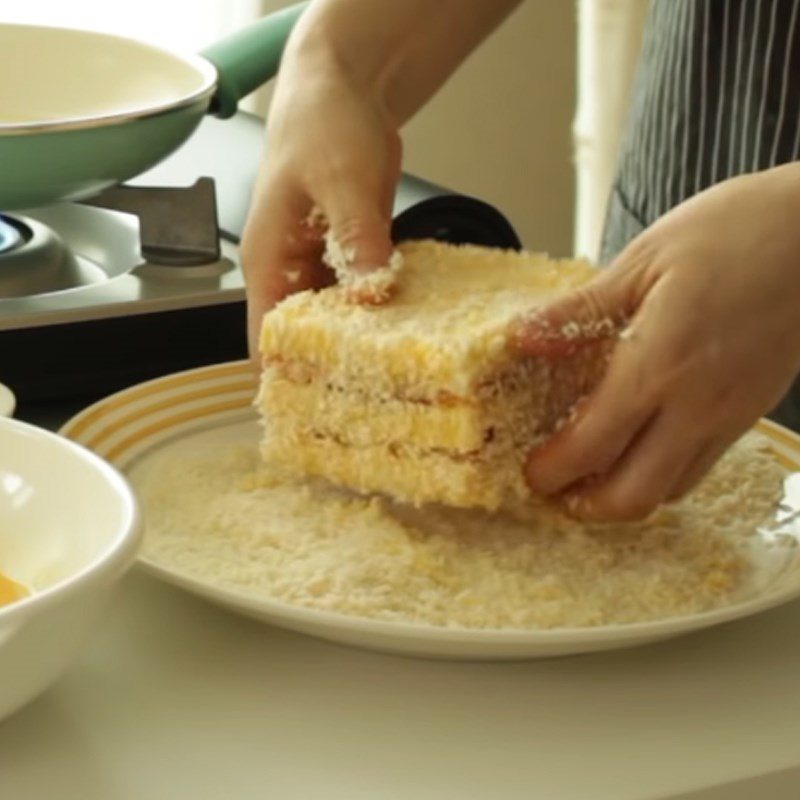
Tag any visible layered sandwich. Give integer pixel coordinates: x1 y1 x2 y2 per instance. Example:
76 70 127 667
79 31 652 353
257 240 613 510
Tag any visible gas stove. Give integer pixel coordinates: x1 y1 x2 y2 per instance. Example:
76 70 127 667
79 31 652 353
0 177 238 323
1 111 520 424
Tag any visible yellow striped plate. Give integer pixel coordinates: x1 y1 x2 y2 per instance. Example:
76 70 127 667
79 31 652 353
62 360 257 468
59 361 800 660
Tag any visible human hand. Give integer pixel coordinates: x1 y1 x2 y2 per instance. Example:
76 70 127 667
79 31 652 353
240 0 525 359
516 165 800 521
240 45 401 357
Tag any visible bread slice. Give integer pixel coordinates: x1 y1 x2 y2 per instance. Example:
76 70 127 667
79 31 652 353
257 240 612 509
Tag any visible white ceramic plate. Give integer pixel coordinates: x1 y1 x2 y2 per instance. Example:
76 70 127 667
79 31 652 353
60 361 800 660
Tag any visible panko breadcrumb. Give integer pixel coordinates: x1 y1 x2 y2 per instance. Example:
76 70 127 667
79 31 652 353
258 240 611 511
132 431 785 630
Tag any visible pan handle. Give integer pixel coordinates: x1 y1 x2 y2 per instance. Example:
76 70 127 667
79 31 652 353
201 2 309 119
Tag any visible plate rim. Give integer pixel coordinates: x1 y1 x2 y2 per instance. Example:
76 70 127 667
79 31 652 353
60 360 800 645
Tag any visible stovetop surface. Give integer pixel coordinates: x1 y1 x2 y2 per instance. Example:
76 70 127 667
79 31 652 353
0 203 243 330
0 114 264 330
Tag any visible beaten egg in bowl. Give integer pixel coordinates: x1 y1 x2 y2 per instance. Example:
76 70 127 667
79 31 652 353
0 571 27 606
0 417 141 722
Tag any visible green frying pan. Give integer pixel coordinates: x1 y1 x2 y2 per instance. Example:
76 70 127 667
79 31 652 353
0 2 307 210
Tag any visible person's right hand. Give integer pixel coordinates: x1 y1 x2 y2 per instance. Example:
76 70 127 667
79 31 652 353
516 164 800 522
240 45 402 359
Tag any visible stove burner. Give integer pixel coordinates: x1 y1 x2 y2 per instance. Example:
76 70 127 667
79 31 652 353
0 214 106 299
0 215 23 254
82 178 221 266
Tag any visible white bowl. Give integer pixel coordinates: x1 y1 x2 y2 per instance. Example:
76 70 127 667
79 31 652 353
0 417 141 721
0 382 15 417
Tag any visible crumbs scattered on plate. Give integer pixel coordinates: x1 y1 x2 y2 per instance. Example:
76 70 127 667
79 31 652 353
132 432 784 630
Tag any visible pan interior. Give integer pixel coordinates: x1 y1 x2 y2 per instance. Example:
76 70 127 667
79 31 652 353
0 24 215 130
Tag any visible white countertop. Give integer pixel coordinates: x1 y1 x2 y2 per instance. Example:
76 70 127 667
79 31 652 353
2 569 800 800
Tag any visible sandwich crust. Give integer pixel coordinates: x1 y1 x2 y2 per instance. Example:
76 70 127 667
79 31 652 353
258 240 613 509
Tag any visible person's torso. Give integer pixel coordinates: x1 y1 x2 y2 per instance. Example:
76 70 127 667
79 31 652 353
603 0 800 430
605 0 800 260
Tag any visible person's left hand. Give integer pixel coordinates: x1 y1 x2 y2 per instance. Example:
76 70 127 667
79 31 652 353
515 164 800 521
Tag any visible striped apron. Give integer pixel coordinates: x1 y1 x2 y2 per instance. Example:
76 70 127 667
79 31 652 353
602 0 800 430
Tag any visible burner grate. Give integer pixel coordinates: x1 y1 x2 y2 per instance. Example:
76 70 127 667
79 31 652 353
81 178 221 266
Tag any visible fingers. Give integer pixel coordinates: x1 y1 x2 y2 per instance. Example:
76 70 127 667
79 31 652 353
664 434 736 502
242 146 398 359
548 407 741 521
242 165 397 360
522 316 745 520
519 252 707 521
240 171 328 360
525 337 655 496
512 267 639 359
319 179 394 276
524 338 732 521
560 411 706 521
313 167 397 304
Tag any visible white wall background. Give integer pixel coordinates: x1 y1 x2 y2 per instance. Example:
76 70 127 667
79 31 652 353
574 0 649 258
398 2 576 255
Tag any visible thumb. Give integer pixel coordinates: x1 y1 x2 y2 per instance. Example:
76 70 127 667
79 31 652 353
317 179 396 303
511 268 640 358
